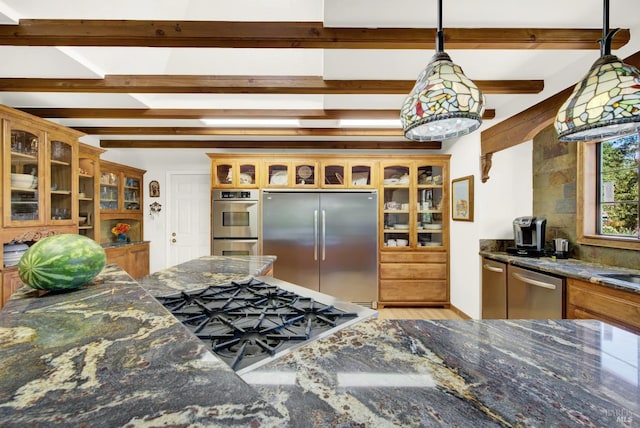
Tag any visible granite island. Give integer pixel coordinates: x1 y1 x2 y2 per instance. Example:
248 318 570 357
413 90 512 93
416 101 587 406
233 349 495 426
1 256 638 427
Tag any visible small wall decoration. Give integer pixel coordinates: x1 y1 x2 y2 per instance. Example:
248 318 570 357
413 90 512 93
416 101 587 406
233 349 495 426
149 180 160 198
451 175 474 222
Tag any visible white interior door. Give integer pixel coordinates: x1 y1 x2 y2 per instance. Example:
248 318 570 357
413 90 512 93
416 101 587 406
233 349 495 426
168 173 211 267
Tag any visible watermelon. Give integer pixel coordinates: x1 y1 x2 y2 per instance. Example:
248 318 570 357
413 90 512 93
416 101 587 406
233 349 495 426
18 234 106 291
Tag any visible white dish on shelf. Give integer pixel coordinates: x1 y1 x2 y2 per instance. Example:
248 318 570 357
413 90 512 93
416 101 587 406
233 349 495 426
423 242 441 246
383 178 399 185
269 170 288 185
11 173 36 189
351 172 369 185
423 223 443 230
393 224 409 229
239 173 253 184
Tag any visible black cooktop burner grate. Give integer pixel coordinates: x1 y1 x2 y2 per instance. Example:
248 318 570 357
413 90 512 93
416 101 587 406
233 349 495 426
156 278 359 372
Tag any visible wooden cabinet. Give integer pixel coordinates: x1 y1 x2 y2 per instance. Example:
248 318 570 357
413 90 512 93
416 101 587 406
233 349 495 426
0 105 84 307
566 278 640 334
78 143 105 242
379 252 449 306
98 160 146 245
1 267 23 308
211 158 260 187
2 113 81 229
378 158 449 307
104 242 150 279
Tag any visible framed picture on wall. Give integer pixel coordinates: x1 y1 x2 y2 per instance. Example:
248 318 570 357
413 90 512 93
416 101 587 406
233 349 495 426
149 180 160 198
451 175 474 222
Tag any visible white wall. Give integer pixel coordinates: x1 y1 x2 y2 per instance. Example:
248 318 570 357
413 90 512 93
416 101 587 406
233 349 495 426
445 134 532 318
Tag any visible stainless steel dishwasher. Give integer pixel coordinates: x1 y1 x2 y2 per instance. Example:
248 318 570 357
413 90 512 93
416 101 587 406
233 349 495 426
482 258 507 319
507 265 564 319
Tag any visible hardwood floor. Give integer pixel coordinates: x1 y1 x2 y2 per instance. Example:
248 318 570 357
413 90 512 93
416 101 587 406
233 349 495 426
376 307 464 320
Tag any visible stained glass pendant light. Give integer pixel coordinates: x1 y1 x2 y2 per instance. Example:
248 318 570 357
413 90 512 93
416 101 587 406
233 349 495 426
400 0 485 142
555 0 640 142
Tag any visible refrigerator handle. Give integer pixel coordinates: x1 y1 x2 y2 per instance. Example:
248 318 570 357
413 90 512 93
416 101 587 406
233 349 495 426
322 209 326 261
313 209 318 261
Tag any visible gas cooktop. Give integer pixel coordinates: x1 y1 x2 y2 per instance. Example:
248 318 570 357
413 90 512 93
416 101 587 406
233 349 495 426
155 276 376 374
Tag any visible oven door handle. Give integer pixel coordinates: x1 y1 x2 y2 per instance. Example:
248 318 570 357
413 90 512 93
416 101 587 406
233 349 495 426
213 200 258 205
314 209 319 261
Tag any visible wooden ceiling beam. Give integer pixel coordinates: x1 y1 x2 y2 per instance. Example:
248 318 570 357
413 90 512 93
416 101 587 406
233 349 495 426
73 126 405 137
0 20 629 50
21 107 496 120
0 75 543 94
99 139 442 150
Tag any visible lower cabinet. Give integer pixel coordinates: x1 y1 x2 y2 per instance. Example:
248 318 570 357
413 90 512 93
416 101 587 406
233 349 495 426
567 278 640 334
378 251 449 307
1 268 23 308
104 242 150 279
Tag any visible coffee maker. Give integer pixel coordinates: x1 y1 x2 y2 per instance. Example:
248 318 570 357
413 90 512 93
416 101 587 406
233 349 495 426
507 216 546 257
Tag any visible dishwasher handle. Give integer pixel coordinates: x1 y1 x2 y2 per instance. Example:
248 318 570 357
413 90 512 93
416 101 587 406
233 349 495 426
483 263 504 273
512 272 557 290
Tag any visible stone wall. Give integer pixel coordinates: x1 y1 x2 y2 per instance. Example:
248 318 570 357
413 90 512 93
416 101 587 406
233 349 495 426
532 125 639 269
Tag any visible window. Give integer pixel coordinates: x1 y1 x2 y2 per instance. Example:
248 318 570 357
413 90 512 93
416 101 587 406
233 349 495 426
578 132 640 250
597 133 639 238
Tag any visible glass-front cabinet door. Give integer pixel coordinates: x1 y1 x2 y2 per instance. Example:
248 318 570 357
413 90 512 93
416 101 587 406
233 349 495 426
49 137 74 224
293 161 317 187
264 162 290 187
349 162 375 188
99 171 119 211
5 122 43 226
123 175 141 211
212 160 259 187
381 163 411 249
416 162 445 248
322 162 346 188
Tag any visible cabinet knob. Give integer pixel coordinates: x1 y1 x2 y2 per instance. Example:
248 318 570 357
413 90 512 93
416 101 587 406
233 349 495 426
171 238 176 243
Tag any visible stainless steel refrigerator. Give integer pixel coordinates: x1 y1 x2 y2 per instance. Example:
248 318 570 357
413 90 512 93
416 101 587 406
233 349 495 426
262 190 378 306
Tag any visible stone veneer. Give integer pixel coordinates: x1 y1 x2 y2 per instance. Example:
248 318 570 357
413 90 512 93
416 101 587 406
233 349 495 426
532 125 639 270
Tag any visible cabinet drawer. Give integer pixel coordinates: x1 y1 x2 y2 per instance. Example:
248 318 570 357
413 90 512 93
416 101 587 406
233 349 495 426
380 262 447 280
379 280 447 302
380 251 447 264
567 278 640 331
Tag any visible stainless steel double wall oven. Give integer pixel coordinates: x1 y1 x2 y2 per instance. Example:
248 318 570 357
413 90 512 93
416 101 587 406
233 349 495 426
211 189 260 256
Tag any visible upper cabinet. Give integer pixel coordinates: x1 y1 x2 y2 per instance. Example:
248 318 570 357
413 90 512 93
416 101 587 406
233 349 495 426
381 160 448 250
2 111 81 230
99 160 145 214
208 155 378 189
211 159 260 188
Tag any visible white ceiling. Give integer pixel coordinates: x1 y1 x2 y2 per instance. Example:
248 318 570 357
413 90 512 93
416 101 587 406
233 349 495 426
0 0 639 145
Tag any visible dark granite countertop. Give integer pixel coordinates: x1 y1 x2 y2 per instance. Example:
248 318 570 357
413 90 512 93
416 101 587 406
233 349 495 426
2 255 638 427
137 255 277 296
246 318 639 427
480 250 640 294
